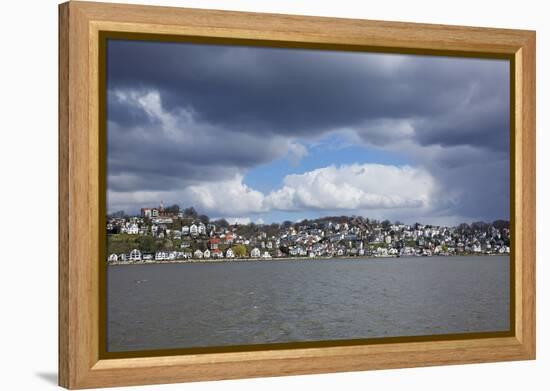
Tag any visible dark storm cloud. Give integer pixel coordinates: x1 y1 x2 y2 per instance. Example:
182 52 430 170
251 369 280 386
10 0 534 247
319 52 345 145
106 39 510 222
107 90 159 128
107 40 509 152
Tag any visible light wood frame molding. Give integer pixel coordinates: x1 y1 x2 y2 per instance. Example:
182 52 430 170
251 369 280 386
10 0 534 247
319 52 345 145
59 1 536 389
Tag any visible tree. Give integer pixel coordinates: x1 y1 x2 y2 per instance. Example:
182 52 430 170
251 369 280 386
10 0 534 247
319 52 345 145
266 223 280 237
471 221 489 232
231 244 247 258
184 207 198 218
163 239 174 250
165 204 180 214
458 223 471 233
138 235 157 252
215 218 229 228
199 214 210 224
492 220 510 230
108 210 126 218
381 219 391 229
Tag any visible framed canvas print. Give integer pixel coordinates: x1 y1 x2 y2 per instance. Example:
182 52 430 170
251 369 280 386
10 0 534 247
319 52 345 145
58 1 536 389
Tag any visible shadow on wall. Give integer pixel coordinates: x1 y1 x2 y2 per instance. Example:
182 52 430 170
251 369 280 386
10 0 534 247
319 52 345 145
35 372 57 386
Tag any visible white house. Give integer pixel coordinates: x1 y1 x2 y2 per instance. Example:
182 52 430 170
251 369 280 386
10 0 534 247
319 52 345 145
155 251 169 261
181 225 189 235
198 222 206 235
226 248 235 258
194 249 203 259
108 253 118 262
262 252 272 259
129 249 142 262
190 224 198 236
203 249 211 259
250 247 261 258
376 247 388 257
127 223 139 235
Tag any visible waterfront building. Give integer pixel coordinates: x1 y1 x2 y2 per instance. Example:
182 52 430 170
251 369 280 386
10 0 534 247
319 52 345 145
194 249 203 258
155 251 169 261
129 249 142 262
251 248 261 258
226 248 235 258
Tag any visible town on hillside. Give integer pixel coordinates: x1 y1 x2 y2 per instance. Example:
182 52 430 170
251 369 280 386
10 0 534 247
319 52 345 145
106 202 511 264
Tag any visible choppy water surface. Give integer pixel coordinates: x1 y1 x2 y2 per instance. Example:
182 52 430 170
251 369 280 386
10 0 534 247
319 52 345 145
107 256 509 352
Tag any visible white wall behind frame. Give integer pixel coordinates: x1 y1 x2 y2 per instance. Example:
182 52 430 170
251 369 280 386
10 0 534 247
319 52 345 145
0 0 545 390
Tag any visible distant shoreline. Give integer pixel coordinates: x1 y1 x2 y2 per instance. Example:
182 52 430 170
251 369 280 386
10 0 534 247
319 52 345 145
107 253 509 266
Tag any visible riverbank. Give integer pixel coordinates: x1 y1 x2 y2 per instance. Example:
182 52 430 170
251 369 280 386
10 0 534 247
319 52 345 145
107 253 509 266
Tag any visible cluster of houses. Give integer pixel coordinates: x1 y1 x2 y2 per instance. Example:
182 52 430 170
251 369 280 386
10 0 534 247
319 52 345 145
108 246 271 264
107 204 511 264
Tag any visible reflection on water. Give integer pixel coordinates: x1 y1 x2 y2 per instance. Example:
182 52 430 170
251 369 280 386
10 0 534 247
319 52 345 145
107 256 509 352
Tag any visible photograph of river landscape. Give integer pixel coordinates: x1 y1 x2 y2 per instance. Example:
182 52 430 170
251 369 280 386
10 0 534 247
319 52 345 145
104 38 511 352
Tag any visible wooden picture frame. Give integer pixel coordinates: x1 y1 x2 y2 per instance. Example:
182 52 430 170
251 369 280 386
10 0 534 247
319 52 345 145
59 1 536 389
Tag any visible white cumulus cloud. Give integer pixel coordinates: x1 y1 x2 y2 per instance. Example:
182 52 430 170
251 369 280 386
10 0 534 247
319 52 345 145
186 175 265 216
265 164 435 212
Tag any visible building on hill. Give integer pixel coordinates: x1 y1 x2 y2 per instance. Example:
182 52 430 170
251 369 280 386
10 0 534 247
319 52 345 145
198 222 207 235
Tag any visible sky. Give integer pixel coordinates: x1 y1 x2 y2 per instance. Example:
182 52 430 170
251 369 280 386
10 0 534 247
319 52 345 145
106 39 510 226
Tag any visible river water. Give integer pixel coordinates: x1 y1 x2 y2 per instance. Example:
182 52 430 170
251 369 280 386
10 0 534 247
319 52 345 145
106 255 510 352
